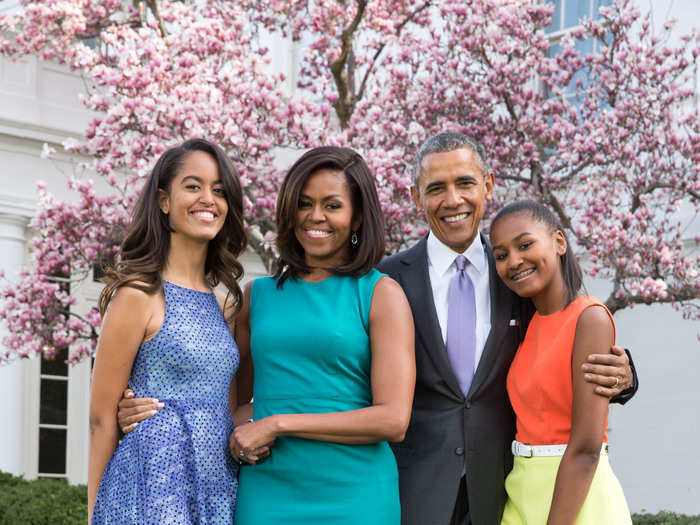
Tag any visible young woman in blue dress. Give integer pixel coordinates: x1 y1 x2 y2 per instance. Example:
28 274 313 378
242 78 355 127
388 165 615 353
229 146 416 524
88 139 246 523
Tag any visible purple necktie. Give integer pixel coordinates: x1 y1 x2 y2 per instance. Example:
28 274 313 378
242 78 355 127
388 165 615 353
446 255 477 397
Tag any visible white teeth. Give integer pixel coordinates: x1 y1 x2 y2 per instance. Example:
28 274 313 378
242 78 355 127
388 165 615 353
444 213 469 223
512 268 535 281
193 211 215 220
307 229 331 238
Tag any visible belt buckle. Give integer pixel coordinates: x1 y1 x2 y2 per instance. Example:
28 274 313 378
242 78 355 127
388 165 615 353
513 441 533 458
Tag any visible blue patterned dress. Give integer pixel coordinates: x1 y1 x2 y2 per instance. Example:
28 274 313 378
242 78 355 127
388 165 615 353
92 281 240 524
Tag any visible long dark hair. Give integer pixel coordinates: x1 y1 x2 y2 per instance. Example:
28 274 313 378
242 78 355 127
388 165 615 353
274 146 386 287
98 138 246 321
490 200 583 305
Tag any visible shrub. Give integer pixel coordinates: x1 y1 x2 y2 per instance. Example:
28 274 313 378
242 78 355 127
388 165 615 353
0 471 86 525
632 512 700 524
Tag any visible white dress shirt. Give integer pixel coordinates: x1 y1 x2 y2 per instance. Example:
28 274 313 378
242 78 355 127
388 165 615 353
426 232 492 375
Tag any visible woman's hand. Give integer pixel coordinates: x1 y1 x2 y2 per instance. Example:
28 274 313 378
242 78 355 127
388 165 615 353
117 388 163 433
228 419 276 465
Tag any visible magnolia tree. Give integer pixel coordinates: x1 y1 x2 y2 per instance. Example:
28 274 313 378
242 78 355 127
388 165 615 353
0 0 697 363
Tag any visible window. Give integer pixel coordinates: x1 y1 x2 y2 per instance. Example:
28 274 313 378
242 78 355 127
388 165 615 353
544 0 611 100
545 0 612 35
36 275 71 479
38 346 69 478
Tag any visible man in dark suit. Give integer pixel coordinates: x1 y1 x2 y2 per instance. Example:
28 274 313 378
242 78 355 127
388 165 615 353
377 132 636 525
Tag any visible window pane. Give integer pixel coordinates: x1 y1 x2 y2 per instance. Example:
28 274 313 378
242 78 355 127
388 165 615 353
40 346 68 376
575 37 594 56
545 0 563 33
564 0 590 29
546 42 563 59
38 428 66 474
40 379 68 425
595 0 612 19
568 38 593 93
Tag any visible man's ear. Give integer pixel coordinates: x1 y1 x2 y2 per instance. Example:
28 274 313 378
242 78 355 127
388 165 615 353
484 171 495 202
158 189 170 215
554 230 567 256
410 185 422 211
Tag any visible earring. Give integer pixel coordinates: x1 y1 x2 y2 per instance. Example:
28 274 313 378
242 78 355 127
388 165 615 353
351 232 358 245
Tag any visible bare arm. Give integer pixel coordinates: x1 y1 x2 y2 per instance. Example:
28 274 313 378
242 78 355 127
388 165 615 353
229 277 415 456
228 281 270 464
546 306 614 525
230 283 255 427
234 281 254 406
88 288 154 522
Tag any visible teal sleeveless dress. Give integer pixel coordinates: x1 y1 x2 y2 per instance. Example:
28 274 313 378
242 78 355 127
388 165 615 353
234 270 400 524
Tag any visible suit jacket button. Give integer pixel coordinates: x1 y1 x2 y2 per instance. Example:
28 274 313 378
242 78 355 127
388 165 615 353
455 447 464 456
465 401 472 409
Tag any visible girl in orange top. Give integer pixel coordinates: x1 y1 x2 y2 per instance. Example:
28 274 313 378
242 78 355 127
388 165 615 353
490 201 631 525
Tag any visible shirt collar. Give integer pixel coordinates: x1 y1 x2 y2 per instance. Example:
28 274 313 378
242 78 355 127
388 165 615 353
426 231 488 278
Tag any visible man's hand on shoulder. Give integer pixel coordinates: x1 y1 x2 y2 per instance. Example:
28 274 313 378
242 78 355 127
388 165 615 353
581 345 633 399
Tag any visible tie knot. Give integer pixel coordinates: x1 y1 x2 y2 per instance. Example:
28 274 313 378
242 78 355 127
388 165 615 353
454 255 468 272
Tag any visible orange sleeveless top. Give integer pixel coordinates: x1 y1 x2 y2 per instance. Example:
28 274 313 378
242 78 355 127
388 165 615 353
506 295 615 445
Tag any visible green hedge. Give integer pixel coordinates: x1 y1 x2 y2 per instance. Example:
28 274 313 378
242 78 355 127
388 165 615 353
633 511 700 525
0 471 86 525
1 470 699 524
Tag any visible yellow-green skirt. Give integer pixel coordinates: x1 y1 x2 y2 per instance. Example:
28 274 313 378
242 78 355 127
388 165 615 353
501 453 632 525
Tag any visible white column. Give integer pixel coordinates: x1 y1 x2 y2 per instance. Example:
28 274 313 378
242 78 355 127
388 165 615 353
0 209 32 476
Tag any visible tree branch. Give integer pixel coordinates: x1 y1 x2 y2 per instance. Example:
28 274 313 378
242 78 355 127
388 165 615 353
330 0 368 128
604 285 699 314
356 2 432 101
632 181 700 212
144 0 168 38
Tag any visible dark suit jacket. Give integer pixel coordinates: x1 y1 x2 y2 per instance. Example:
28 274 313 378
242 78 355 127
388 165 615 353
378 235 534 525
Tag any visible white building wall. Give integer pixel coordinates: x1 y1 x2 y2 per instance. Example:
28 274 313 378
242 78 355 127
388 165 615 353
588 279 700 514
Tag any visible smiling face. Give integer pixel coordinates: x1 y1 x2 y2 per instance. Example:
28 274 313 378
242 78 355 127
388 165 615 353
490 211 568 311
158 150 228 242
411 147 494 253
294 168 361 269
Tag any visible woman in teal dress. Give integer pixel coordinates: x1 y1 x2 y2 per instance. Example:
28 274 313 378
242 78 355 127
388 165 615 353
230 146 416 524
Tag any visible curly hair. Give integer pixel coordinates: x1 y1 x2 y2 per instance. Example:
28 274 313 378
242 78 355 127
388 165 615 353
98 138 246 321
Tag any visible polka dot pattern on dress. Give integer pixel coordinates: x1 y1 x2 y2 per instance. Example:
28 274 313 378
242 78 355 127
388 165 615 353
92 281 240 524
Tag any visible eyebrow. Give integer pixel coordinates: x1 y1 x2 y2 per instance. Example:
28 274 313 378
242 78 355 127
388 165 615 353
181 175 222 185
299 193 344 200
491 232 532 250
424 174 478 191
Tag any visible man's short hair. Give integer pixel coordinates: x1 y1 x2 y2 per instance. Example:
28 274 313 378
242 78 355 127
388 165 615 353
413 132 489 184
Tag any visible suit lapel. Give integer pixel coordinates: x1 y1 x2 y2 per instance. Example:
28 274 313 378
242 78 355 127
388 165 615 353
400 238 463 399
468 236 513 398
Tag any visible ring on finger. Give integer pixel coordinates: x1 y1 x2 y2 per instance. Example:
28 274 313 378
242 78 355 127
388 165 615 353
239 450 246 459
613 376 620 388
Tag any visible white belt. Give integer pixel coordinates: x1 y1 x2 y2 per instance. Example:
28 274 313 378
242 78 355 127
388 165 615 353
511 440 609 457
